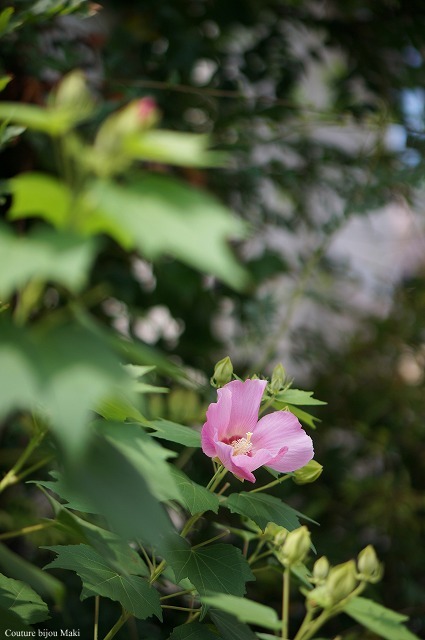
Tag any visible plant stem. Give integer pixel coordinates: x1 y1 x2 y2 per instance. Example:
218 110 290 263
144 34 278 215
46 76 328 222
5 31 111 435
162 605 198 612
94 596 99 640
0 520 56 541
192 530 229 549
103 610 130 640
0 428 47 494
160 589 195 601
293 604 315 640
281 568 290 640
249 473 292 494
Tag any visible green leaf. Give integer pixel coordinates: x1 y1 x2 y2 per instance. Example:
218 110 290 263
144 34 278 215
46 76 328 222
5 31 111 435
344 597 421 640
8 172 72 227
202 594 280 631
0 319 130 455
224 493 314 532
0 223 97 299
0 102 80 135
147 418 202 448
167 544 254 597
210 609 257 640
124 131 225 167
99 422 182 503
170 467 219 515
169 621 222 640
276 389 326 406
0 606 31 632
82 176 248 290
44 545 162 621
0 543 64 605
0 573 50 625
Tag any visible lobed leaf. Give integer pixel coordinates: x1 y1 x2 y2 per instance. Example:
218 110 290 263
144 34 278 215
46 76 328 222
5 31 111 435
44 545 162 621
0 573 50 625
170 467 219 515
224 492 315 532
202 594 280 631
344 597 421 640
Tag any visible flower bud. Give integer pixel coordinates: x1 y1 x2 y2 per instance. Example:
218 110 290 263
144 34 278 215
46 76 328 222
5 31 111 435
306 584 333 609
270 363 286 393
211 356 233 388
51 70 94 118
279 525 311 566
311 556 330 584
357 545 383 584
292 460 323 485
264 522 286 540
325 560 358 604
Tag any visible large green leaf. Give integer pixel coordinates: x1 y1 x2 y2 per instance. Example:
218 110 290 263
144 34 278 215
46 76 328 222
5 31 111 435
0 544 64 605
167 544 254 597
202 594 280 631
99 422 182 503
0 319 129 455
0 224 97 300
81 176 248 289
224 493 314 532
0 573 49 625
344 597 421 640
8 172 72 227
44 545 162 621
169 621 222 640
210 610 257 640
170 467 219 516
124 130 225 167
146 418 202 448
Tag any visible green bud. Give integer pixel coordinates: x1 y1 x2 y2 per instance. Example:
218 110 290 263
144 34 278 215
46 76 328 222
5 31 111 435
293 460 323 485
51 70 94 117
325 560 358 604
357 545 383 584
264 522 286 540
306 584 333 609
270 363 286 393
311 556 330 584
279 525 311 567
211 356 233 388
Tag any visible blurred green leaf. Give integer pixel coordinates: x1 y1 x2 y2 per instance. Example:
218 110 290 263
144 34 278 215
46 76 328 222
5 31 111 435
202 594 280 631
124 131 226 167
170 467 219 515
99 422 182 503
0 319 129 455
167 544 254 597
344 597 421 640
0 573 50 625
224 493 315 532
0 543 64 605
210 609 257 640
82 175 249 290
0 224 97 299
8 172 72 227
0 102 80 135
44 545 162 621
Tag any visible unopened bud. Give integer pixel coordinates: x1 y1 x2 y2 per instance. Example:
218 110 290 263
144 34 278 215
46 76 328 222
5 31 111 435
326 560 358 604
51 70 94 117
357 545 383 584
211 356 233 388
279 525 311 566
270 363 286 393
137 97 159 128
293 460 323 485
264 522 286 540
312 556 330 584
306 584 333 609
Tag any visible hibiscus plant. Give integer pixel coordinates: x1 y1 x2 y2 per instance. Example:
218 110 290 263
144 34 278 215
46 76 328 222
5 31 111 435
0 71 420 640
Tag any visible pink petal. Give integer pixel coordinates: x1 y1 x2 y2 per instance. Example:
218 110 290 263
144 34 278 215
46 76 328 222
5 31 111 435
201 385 233 452
232 447 280 473
223 379 267 440
214 441 256 483
257 412 313 472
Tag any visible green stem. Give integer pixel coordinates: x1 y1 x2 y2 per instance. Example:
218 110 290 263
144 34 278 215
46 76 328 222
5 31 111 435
206 464 227 492
160 589 195 601
94 596 100 640
0 429 47 493
294 609 330 640
103 610 130 640
192 530 229 549
248 549 274 566
249 473 292 494
282 569 290 640
162 605 198 612
14 455 55 483
293 605 315 640
0 520 56 541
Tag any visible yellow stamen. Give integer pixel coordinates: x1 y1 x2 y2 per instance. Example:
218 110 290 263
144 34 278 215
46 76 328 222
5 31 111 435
232 432 254 456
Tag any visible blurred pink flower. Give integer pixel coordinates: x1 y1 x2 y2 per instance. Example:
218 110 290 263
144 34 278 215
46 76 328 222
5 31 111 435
201 379 314 483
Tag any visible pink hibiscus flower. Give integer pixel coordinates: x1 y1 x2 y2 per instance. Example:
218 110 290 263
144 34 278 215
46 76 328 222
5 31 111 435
201 379 314 483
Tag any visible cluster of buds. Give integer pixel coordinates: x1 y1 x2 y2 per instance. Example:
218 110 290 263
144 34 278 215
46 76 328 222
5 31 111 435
292 460 323 485
271 525 311 567
306 545 383 610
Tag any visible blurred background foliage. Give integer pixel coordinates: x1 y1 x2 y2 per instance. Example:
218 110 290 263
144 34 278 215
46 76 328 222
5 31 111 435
1 0 425 637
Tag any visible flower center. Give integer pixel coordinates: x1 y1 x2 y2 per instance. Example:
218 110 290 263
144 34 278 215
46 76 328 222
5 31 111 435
231 432 253 456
